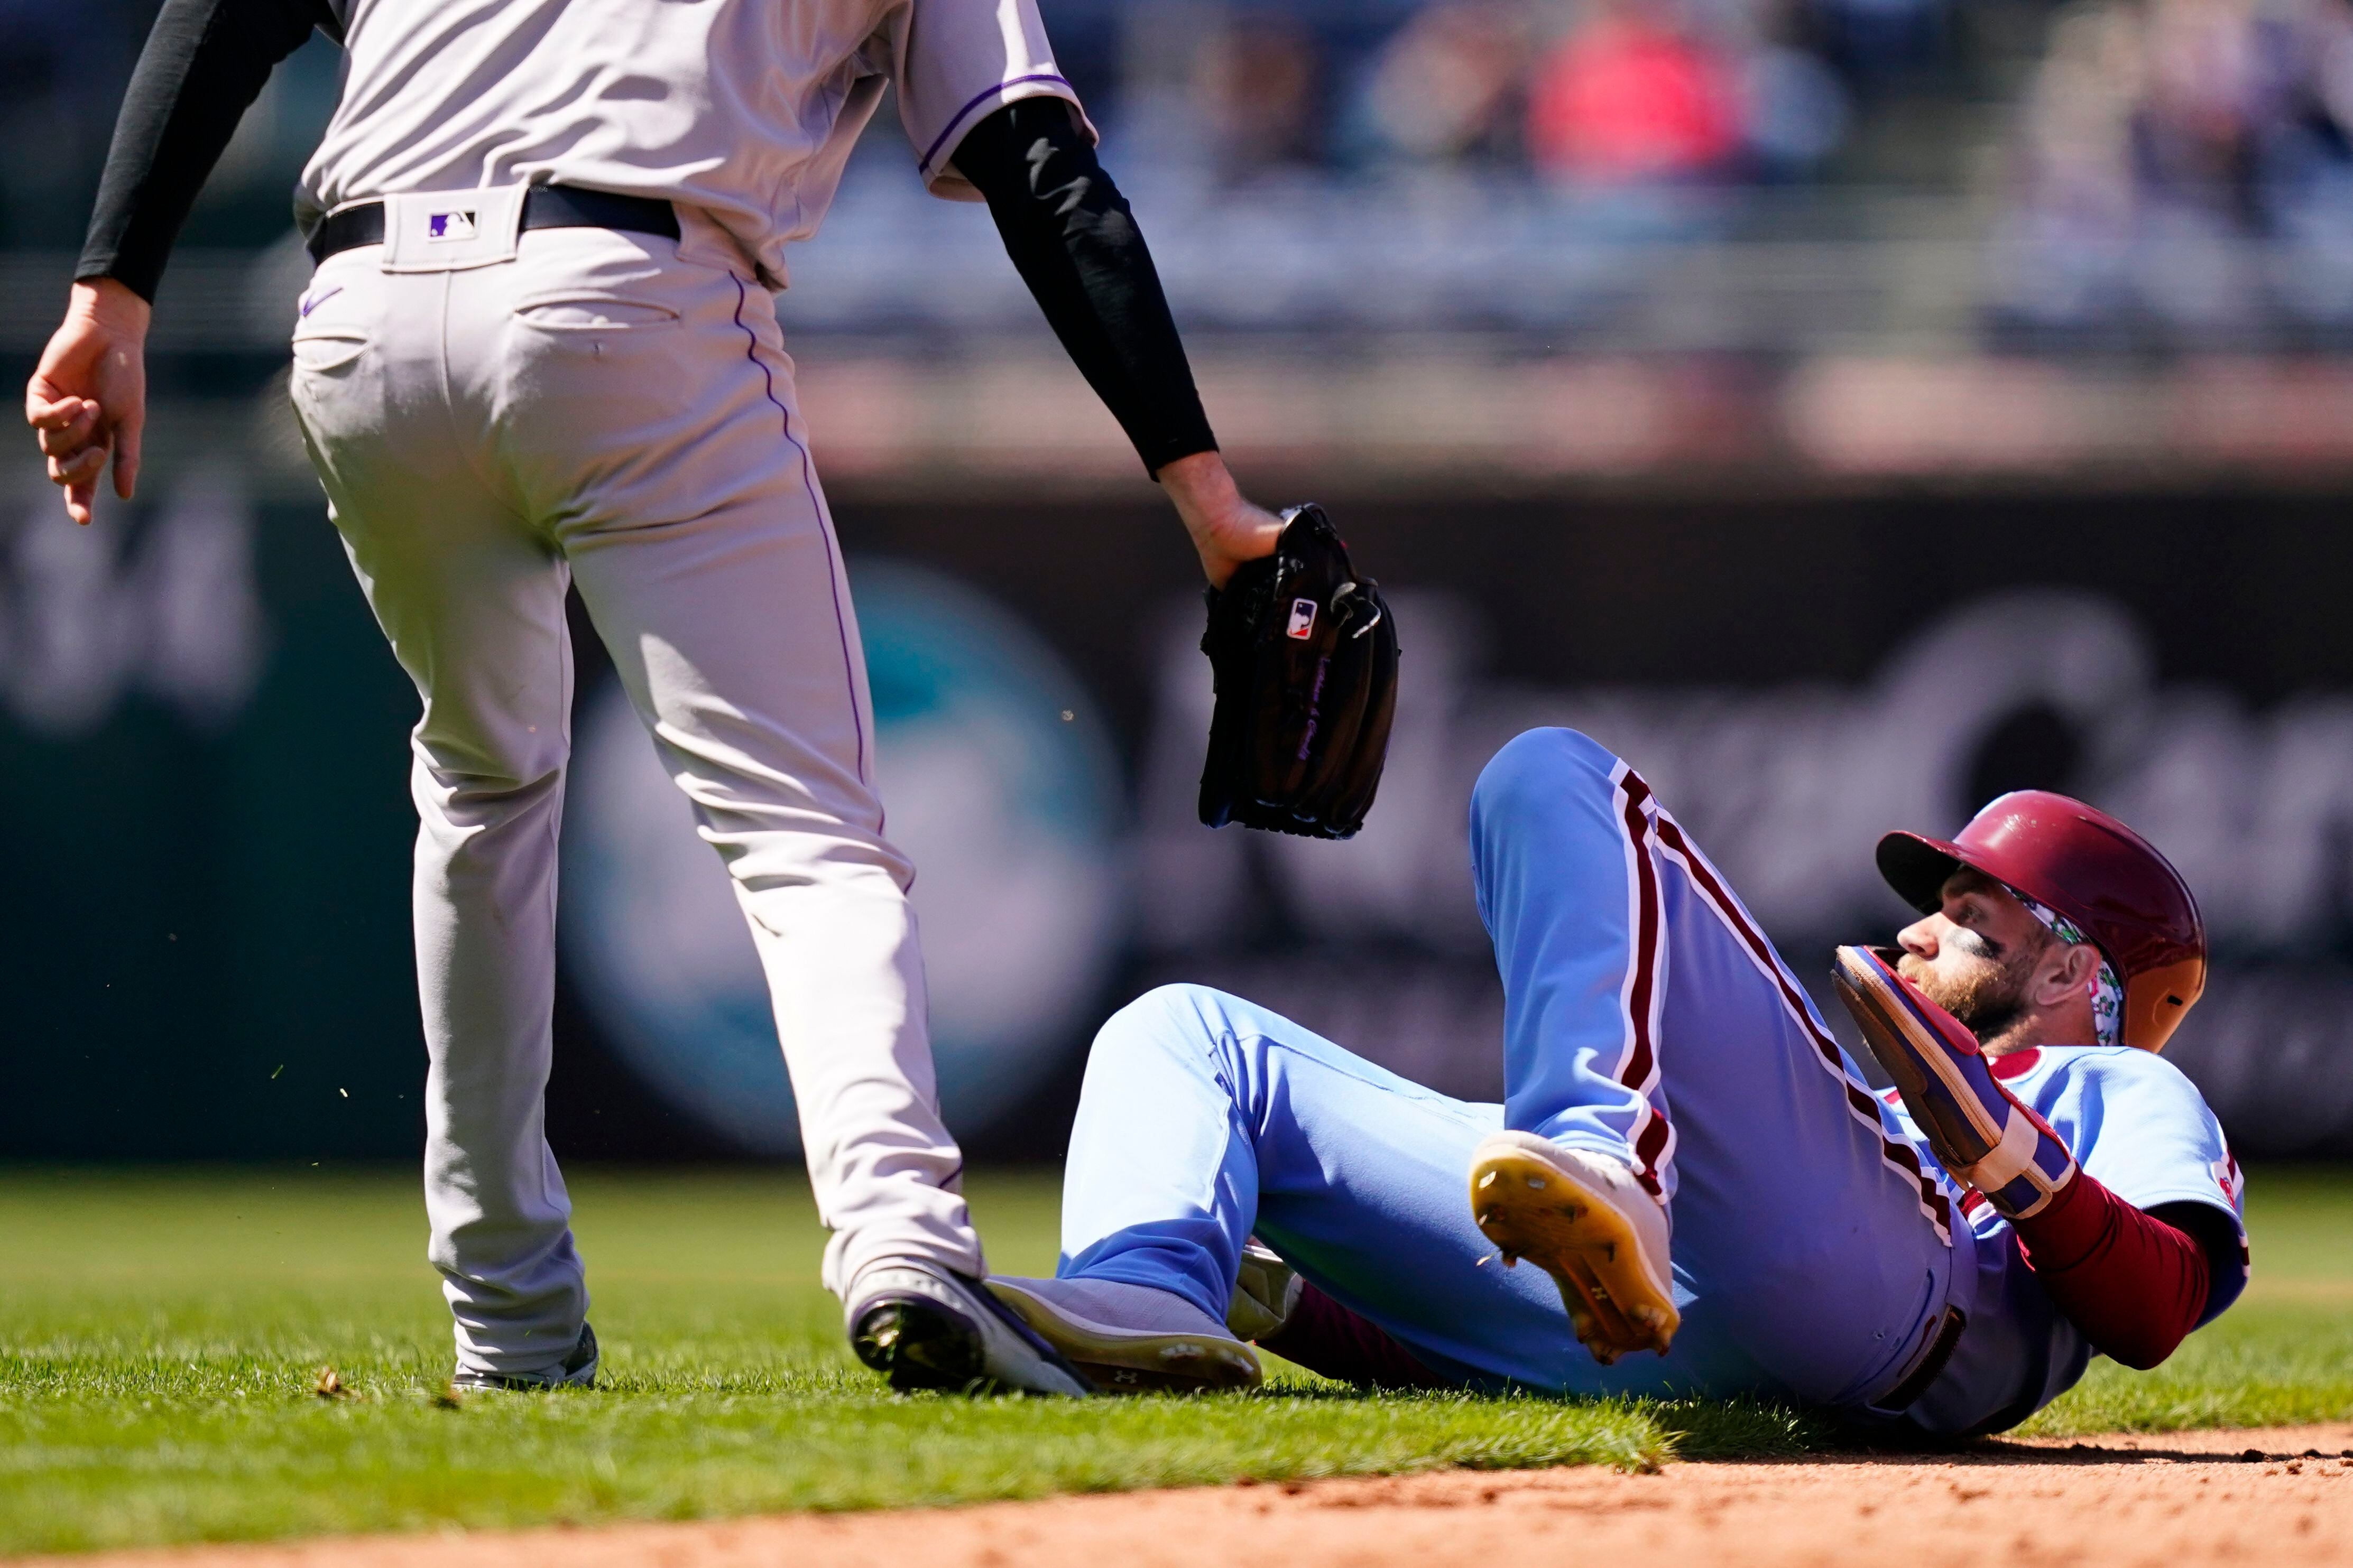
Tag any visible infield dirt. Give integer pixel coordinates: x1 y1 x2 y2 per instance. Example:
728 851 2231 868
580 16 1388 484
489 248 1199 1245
25 1423 2351 1568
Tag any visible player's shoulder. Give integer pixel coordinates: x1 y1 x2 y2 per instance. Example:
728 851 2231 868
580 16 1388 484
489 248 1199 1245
2034 1047 2243 1214
2020 1043 2193 1085
2008 1043 2214 1111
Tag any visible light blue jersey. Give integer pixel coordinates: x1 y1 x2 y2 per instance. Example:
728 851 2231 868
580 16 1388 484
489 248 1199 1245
1883 1046 2249 1433
1053 728 2249 1434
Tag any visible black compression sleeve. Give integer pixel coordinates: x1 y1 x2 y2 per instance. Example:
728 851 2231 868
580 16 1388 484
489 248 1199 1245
77 0 336 302
952 100 1218 476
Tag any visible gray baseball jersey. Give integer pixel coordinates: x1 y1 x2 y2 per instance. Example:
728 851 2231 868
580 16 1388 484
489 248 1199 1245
74 0 1217 1391
296 0 1089 285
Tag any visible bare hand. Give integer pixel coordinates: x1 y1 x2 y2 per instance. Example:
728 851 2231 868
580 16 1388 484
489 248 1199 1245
26 278 152 525
1156 450 1285 589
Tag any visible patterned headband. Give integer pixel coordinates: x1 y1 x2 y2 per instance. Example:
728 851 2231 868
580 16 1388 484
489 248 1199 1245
2007 888 2124 1047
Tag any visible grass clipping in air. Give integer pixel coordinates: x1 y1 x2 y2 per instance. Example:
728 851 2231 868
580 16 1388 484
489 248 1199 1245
2 1167 2348 1552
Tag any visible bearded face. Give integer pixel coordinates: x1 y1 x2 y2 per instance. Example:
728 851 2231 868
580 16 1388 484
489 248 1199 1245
1895 929 2045 1043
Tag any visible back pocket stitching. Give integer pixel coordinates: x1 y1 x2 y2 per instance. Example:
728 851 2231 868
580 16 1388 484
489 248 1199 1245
290 330 370 372
512 296 682 330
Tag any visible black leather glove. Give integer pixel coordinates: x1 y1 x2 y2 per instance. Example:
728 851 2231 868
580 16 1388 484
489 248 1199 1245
1197 504 1399 840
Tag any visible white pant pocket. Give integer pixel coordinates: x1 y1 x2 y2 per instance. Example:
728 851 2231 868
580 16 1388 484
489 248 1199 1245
291 328 371 374
512 296 682 331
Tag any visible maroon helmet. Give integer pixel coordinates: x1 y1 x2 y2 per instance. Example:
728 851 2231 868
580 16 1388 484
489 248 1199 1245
1877 790 2206 1053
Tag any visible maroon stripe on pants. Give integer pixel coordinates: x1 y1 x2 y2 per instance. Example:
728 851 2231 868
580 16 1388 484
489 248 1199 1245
1650 813 1955 1238
1616 769 1669 1195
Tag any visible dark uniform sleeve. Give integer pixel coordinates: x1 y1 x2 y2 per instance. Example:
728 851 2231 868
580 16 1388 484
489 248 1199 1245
77 0 339 302
949 99 1219 477
1254 1281 1452 1390
2011 1173 2217 1370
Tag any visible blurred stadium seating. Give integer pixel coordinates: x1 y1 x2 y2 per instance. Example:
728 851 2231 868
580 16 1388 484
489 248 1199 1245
5 0 2351 1163
14 0 2353 483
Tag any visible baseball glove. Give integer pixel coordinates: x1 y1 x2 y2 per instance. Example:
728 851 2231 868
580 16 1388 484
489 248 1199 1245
1197 504 1398 840
1831 945 2078 1221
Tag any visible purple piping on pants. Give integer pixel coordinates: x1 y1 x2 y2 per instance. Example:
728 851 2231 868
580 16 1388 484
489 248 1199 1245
730 274 872 794
915 73 1075 175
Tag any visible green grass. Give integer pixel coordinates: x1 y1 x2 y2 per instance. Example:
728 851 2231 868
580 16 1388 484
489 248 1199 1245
0 1166 2346 1554
0 1168 1659 1554
2014 1167 2353 1437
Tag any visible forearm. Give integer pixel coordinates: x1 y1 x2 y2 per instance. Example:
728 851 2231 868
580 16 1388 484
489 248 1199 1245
2013 1173 2212 1370
78 0 335 301
952 99 1217 476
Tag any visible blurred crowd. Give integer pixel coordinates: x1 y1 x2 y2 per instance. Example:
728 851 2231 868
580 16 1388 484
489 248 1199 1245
1106 0 1930 187
1995 0 2353 339
0 0 1947 246
11 0 2353 346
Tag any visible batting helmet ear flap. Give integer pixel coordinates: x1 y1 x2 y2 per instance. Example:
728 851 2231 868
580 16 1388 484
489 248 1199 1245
2124 957 2206 1055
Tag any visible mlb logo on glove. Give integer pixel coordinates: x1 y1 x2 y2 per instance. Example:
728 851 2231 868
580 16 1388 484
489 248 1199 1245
1196 504 1398 841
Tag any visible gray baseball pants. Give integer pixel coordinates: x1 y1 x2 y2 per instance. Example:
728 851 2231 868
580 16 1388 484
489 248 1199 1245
287 203 981 1380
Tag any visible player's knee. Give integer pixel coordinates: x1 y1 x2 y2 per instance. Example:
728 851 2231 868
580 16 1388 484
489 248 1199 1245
1099 983 1236 1047
1086 984 1254 1083
716 819 916 899
417 751 566 820
1470 728 1623 829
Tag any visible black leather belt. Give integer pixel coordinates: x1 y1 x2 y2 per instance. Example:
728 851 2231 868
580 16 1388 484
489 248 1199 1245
306 185 681 264
1864 1305 1968 1418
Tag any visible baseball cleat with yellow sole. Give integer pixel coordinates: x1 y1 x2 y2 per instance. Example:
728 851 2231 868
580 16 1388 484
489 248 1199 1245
984 1278 1265 1394
1468 1131 1678 1365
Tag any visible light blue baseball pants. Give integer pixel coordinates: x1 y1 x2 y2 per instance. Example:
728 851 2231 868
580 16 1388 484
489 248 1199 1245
1058 728 1988 1411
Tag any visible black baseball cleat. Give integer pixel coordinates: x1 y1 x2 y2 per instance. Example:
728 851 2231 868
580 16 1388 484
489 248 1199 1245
848 1264 1093 1396
451 1321 599 1390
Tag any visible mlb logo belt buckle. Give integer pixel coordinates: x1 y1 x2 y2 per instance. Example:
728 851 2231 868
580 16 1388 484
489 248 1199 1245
377 187 528 273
